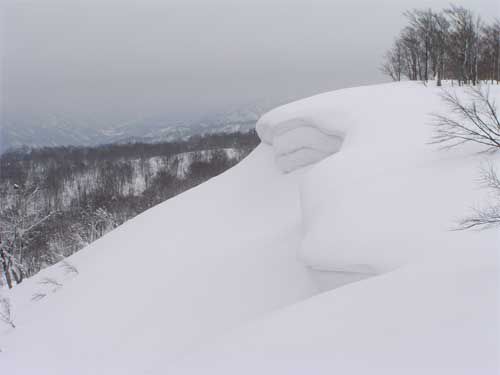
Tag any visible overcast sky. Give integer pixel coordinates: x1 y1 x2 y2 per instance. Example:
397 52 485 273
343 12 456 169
1 0 499 126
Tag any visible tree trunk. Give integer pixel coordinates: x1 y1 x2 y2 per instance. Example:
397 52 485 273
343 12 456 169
1 252 13 289
11 268 23 285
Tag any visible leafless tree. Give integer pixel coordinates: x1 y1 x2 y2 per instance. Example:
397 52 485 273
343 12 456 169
405 9 436 82
0 297 15 328
445 5 482 85
431 86 500 150
381 39 404 81
400 26 422 81
382 6 496 86
431 12 450 86
480 20 500 84
0 184 54 288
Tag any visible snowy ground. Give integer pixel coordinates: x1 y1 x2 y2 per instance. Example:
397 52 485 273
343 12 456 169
1 82 499 374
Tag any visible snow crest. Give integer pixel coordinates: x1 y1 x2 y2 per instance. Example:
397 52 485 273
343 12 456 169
256 113 347 172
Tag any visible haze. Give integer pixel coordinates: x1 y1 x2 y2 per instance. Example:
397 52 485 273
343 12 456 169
1 0 498 127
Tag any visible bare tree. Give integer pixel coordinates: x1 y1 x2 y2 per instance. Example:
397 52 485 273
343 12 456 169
0 242 24 289
382 6 496 86
381 39 404 81
400 26 422 81
405 9 436 82
431 12 450 86
0 297 15 328
445 5 482 85
431 86 500 150
0 184 54 287
479 20 500 84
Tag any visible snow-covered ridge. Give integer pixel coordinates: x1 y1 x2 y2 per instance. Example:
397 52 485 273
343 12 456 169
1 82 498 374
258 82 499 276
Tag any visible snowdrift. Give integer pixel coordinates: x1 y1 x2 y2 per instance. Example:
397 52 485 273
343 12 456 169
1 82 499 375
257 116 345 172
260 82 500 275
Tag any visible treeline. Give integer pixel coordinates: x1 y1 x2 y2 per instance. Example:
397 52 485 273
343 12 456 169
1 130 259 165
0 130 260 287
382 5 500 86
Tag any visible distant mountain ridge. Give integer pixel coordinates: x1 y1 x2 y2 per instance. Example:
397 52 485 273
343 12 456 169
0 105 269 153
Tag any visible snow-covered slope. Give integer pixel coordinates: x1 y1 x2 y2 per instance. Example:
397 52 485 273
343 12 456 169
0 145 318 374
169 245 499 375
1 82 499 374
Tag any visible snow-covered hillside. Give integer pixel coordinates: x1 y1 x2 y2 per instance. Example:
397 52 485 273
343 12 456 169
1 82 498 374
0 148 244 212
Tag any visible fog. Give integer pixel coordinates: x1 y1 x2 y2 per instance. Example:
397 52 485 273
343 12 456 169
1 0 498 126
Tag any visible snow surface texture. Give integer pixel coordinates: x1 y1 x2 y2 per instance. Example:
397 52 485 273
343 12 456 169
1 82 499 374
257 116 345 172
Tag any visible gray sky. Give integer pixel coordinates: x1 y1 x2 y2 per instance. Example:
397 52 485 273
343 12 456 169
1 0 499 126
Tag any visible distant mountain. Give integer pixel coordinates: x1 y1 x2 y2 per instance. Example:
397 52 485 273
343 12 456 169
0 104 269 153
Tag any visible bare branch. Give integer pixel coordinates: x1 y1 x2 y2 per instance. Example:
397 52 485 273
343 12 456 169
457 166 500 230
431 87 500 150
457 205 500 230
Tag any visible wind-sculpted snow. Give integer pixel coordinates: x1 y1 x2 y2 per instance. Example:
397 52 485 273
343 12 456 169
1 82 498 374
257 112 347 173
260 82 500 274
295 83 500 275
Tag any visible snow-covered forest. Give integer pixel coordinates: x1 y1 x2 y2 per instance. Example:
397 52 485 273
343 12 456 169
0 131 259 286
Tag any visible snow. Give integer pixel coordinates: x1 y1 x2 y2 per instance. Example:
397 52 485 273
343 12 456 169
0 145 318 374
258 82 500 273
1 82 499 374
297 83 500 275
257 116 345 172
168 246 500 375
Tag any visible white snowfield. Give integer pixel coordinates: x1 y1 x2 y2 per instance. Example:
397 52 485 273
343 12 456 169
1 82 499 374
